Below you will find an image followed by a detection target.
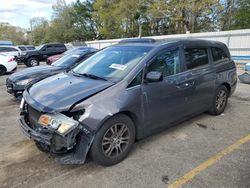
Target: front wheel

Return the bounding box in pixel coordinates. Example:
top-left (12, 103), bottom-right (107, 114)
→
top-left (27, 57), bottom-right (40, 67)
top-left (90, 114), bottom-right (135, 166)
top-left (208, 85), bottom-right (229, 115)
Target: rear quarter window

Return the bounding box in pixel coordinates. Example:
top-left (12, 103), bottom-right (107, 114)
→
top-left (211, 47), bottom-right (229, 63)
top-left (184, 48), bottom-right (209, 69)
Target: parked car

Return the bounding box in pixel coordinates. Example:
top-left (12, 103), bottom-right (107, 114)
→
top-left (19, 39), bottom-right (237, 166)
top-left (17, 45), bottom-right (36, 52)
top-left (0, 46), bottom-right (22, 57)
top-left (6, 49), bottom-right (97, 99)
top-left (0, 54), bottom-right (17, 75)
top-left (20, 43), bottom-right (67, 67)
top-left (0, 41), bottom-right (13, 46)
top-left (46, 47), bottom-right (97, 65)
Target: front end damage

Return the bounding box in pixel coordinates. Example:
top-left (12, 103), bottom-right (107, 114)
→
top-left (19, 98), bottom-right (95, 165)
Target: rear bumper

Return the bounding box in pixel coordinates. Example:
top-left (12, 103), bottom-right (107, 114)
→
top-left (6, 61), bottom-right (17, 72)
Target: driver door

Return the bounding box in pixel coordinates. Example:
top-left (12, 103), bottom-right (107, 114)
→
top-left (142, 47), bottom-right (193, 134)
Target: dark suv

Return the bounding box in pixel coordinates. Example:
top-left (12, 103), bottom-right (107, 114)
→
top-left (21, 43), bottom-right (67, 67)
top-left (19, 39), bottom-right (237, 166)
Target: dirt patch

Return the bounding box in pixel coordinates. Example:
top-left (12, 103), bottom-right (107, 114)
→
top-left (0, 140), bottom-right (39, 167)
top-left (0, 154), bottom-right (77, 188)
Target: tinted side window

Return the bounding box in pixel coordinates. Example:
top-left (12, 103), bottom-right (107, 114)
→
top-left (46, 46), bottom-right (54, 51)
top-left (0, 47), bottom-right (6, 52)
top-left (8, 47), bottom-right (18, 51)
top-left (147, 49), bottom-right (181, 77)
top-left (128, 71), bottom-right (143, 88)
top-left (0, 47), bottom-right (17, 52)
top-left (184, 48), bottom-right (209, 69)
top-left (211, 47), bottom-right (228, 62)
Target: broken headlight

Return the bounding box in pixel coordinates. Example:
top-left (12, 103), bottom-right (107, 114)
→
top-left (38, 113), bottom-right (79, 136)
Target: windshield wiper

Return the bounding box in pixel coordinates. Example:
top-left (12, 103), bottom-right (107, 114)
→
top-left (80, 73), bottom-right (108, 81)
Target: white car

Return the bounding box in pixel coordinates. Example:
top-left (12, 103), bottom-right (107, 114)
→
top-left (0, 54), bottom-right (17, 75)
top-left (0, 46), bottom-right (22, 57)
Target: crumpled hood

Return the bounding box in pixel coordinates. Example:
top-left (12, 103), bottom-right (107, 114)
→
top-left (25, 72), bottom-right (114, 112)
top-left (9, 65), bottom-right (63, 81)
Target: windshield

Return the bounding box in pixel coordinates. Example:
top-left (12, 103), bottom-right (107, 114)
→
top-left (26, 46), bottom-right (35, 50)
top-left (18, 46), bottom-right (26, 51)
top-left (72, 46), bottom-right (152, 82)
top-left (36, 45), bottom-right (44, 50)
top-left (52, 53), bottom-right (81, 67)
top-left (63, 48), bottom-right (77, 55)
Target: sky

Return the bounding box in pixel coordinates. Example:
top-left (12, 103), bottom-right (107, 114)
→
top-left (0, 0), bottom-right (76, 29)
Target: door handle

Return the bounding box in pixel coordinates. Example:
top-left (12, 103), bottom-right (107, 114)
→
top-left (176, 80), bottom-right (194, 88)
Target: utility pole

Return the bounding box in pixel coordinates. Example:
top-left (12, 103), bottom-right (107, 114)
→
top-left (138, 23), bottom-right (142, 38)
top-left (29, 19), bottom-right (33, 44)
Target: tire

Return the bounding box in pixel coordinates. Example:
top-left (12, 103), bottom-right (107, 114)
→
top-left (0, 65), bottom-right (7, 76)
top-left (27, 57), bottom-right (40, 67)
top-left (90, 114), bottom-right (135, 166)
top-left (208, 85), bottom-right (229, 115)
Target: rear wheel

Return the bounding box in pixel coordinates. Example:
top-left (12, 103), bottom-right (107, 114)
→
top-left (90, 114), bottom-right (135, 166)
top-left (0, 65), bottom-right (7, 76)
top-left (27, 57), bottom-right (39, 67)
top-left (208, 85), bottom-right (229, 115)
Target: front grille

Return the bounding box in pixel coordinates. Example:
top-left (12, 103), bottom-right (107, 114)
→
top-left (27, 105), bottom-right (42, 129)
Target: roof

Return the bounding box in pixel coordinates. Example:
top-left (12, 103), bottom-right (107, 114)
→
top-left (119, 38), bottom-right (156, 44)
top-left (115, 39), bottom-right (227, 48)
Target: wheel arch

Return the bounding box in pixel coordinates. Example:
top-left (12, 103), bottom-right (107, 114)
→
top-left (221, 82), bottom-right (231, 95)
top-left (97, 111), bottom-right (140, 140)
top-left (0, 64), bottom-right (7, 74)
top-left (28, 56), bottom-right (39, 60)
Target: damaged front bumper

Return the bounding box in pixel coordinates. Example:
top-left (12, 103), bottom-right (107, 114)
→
top-left (19, 110), bottom-right (94, 165)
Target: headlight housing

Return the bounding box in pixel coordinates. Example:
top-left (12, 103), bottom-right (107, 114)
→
top-left (38, 113), bottom-right (79, 136)
top-left (16, 79), bottom-right (33, 86)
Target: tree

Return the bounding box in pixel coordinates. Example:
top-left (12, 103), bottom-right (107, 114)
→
top-left (30, 17), bottom-right (49, 45)
top-left (70, 0), bottom-right (98, 40)
top-left (230, 0), bottom-right (250, 30)
top-left (0, 23), bottom-right (27, 45)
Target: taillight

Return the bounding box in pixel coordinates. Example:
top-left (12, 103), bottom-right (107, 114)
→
top-left (8, 58), bottom-right (15, 62)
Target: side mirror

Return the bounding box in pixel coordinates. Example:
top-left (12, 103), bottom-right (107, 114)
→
top-left (145, 71), bottom-right (163, 82)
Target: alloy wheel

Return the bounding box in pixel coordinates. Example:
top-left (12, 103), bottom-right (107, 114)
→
top-left (30, 59), bottom-right (38, 66)
top-left (215, 90), bottom-right (227, 111)
top-left (102, 123), bottom-right (130, 158)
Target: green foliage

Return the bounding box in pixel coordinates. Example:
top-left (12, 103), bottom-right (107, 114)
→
top-left (1, 0), bottom-right (250, 45)
top-left (230, 0), bottom-right (250, 30)
top-left (0, 23), bottom-right (27, 45)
